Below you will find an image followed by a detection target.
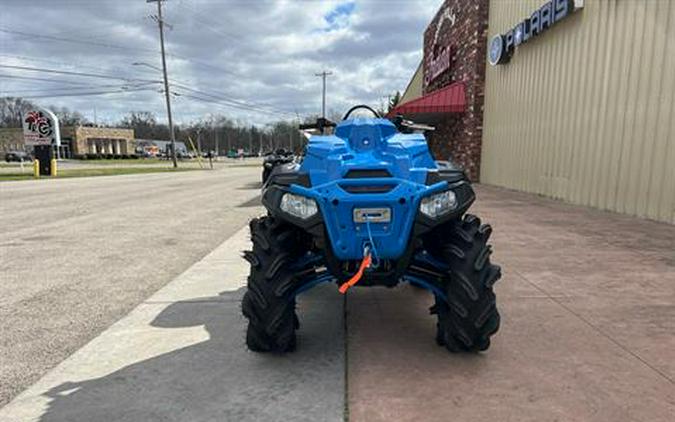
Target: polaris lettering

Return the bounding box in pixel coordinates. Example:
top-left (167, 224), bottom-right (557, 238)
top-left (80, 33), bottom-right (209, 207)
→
top-left (489, 0), bottom-right (582, 66)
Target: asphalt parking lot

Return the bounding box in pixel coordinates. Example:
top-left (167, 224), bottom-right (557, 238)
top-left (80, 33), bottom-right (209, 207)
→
top-left (1, 169), bottom-right (674, 421)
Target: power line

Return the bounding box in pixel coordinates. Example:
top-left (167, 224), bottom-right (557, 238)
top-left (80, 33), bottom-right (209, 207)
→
top-left (171, 83), bottom-right (295, 117)
top-left (166, 73), bottom-right (288, 111)
top-left (44, 19), bottom-right (146, 40)
top-left (174, 1), bottom-right (243, 41)
top-left (1, 81), bottom-right (159, 95)
top-left (0, 63), bottom-right (299, 118)
top-left (0, 28), bottom-right (161, 57)
top-left (178, 93), bottom-right (282, 117)
top-left (1, 26), bottom-right (303, 104)
top-left (0, 64), bottom-right (158, 84)
top-left (17, 87), bottom-right (157, 99)
top-left (0, 53), bottom-right (145, 79)
top-left (1, 26), bottom-right (244, 80)
top-left (0, 74), bottom-right (97, 86)
top-left (0, 22), bottom-right (306, 120)
top-left (1, 53), bottom-right (260, 108)
top-left (176, 93), bottom-right (289, 118)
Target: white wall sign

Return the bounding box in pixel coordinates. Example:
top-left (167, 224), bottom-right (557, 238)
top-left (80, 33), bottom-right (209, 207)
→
top-left (424, 5), bottom-right (458, 88)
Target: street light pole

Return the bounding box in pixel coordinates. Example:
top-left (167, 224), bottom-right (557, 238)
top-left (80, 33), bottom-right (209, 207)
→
top-left (147, 0), bottom-right (177, 168)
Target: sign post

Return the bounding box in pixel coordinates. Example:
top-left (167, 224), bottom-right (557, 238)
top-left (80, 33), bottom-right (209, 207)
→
top-left (23, 107), bottom-right (60, 176)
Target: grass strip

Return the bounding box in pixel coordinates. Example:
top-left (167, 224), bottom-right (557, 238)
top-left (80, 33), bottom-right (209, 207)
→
top-left (0, 166), bottom-right (200, 182)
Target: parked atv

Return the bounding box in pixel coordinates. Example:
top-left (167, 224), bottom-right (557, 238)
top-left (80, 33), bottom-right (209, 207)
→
top-left (262, 148), bottom-right (294, 184)
top-left (242, 105), bottom-right (501, 353)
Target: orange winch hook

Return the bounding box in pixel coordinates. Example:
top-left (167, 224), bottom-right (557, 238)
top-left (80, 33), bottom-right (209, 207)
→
top-left (338, 249), bottom-right (372, 294)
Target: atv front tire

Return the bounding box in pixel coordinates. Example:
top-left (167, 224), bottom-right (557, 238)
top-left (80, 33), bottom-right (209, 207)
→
top-left (430, 214), bottom-right (501, 352)
top-left (242, 216), bottom-right (304, 353)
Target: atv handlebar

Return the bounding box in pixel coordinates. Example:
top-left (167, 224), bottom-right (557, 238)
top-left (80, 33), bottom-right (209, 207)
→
top-left (299, 117), bottom-right (336, 133)
top-left (342, 105), bottom-right (381, 120)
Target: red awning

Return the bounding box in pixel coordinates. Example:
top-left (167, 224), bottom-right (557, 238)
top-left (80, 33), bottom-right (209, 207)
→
top-left (388, 82), bottom-right (466, 117)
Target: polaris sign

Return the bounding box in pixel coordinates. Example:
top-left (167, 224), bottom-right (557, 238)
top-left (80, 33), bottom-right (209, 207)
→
top-left (489, 0), bottom-right (583, 66)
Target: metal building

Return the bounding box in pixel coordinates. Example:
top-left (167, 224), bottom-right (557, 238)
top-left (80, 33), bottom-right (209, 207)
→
top-left (481, 0), bottom-right (675, 223)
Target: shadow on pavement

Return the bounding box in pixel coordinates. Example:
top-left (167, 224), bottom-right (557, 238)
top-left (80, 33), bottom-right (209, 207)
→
top-left (237, 181), bottom-right (262, 190)
top-left (39, 285), bottom-right (344, 422)
top-left (237, 195), bottom-right (262, 208)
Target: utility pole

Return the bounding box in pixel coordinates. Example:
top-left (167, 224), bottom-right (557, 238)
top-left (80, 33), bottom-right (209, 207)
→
top-left (248, 129), bottom-right (252, 155)
top-left (259, 131), bottom-right (263, 156)
top-left (315, 70), bottom-right (333, 119)
top-left (148, 0), bottom-right (177, 168)
top-left (196, 127), bottom-right (202, 156)
top-left (214, 128), bottom-right (219, 157)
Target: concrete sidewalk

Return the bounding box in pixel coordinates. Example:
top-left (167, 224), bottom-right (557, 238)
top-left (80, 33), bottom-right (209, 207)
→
top-left (347, 185), bottom-right (675, 421)
top-left (0, 226), bottom-right (344, 422)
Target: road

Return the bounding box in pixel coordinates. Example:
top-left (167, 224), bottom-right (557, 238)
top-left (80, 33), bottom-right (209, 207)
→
top-left (0, 166), bottom-right (261, 406)
top-left (1, 169), bottom-right (674, 421)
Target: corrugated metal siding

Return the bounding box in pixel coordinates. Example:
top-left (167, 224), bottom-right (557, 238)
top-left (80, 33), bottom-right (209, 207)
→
top-left (481, 0), bottom-right (675, 224)
top-left (400, 61), bottom-right (424, 104)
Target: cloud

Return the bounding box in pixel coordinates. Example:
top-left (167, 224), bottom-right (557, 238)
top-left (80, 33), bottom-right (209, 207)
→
top-left (0, 0), bottom-right (442, 126)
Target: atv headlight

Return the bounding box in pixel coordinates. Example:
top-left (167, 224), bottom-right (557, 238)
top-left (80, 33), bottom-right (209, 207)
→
top-left (280, 193), bottom-right (318, 219)
top-left (420, 190), bottom-right (457, 218)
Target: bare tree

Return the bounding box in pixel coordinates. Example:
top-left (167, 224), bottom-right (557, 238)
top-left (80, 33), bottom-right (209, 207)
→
top-left (52, 106), bottom-right (89, 126)
top-left (0, 97), bottom-right (36, 128)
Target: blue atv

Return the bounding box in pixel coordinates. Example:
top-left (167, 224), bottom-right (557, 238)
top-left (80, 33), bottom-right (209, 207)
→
top-left (242, 105), bottom-right (501, 353)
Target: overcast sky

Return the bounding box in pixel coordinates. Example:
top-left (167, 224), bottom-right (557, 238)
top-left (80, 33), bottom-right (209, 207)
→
top-left (0, 0), bottom-right (440, 126)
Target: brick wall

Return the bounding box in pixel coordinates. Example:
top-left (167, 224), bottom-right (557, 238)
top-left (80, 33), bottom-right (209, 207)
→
top-left (74, 127), bottom-right (134, 155)
top-left (0, 126), bottom-right (135, 156)
top-left (423, 0), bottom-right (489, 181)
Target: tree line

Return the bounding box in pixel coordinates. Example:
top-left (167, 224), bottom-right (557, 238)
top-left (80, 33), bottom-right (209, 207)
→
top-left (0, 97), bottom-right (305, 154)
top-left (1, 92), bottom-right (402, 154)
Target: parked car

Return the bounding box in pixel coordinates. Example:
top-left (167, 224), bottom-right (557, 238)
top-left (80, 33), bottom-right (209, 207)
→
top-left (5, 151), bottom-right (33, 162)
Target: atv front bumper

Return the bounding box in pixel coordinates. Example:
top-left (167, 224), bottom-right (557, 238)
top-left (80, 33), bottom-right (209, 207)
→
top-left (262, 177), bottom-right (475, 261)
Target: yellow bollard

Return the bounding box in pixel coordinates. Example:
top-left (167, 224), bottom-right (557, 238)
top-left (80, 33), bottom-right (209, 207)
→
top-left (50, 158), bottom-right (57, 177)
top-left (33, 159), bottom-right (40, 178)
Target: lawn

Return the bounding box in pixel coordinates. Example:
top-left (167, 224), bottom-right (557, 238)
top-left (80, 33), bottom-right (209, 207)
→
top-left (0, 166), bottom-right (200, 181)
top-left (77, 158), bottom-right (167, 165)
